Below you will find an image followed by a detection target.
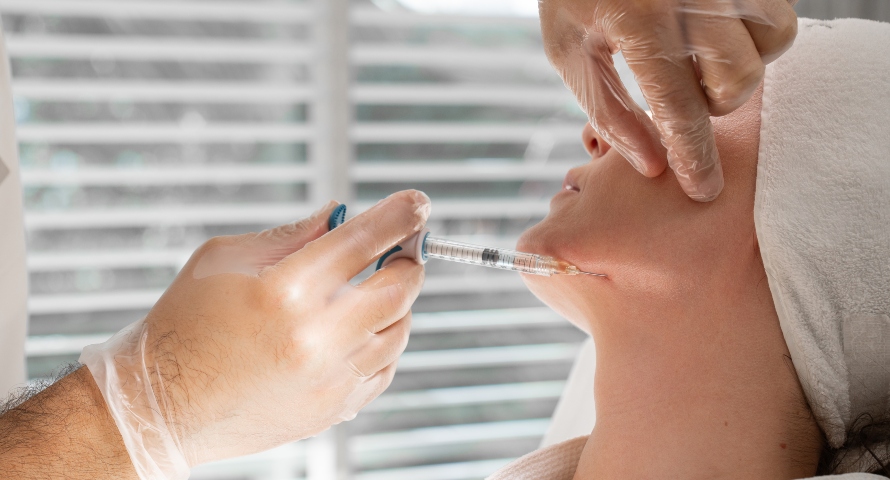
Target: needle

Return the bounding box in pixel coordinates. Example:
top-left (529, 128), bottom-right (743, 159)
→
top-left (578, 271), bottom-right (608, 277)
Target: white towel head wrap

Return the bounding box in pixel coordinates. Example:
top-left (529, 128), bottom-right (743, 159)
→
top-left (756, 17), bottom-right (890, 472)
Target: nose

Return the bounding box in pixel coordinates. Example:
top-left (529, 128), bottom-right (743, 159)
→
top-left (582, 123), bottom-right (611, 159)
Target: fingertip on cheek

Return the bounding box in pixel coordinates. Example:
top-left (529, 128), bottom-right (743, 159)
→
top-left (641, 160), bottom-right (668, 178)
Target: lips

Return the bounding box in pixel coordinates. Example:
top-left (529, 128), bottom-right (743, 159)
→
top-left (562, 168), bottom-right (581, 193)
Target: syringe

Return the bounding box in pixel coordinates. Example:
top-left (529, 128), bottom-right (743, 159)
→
top-left (376, 228), bottom-right (606, 277)
top-left (326, 204), bottom-right (605, 277)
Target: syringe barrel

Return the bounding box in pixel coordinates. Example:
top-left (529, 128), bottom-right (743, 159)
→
top-left (423, 236), bottom-right (557, 276)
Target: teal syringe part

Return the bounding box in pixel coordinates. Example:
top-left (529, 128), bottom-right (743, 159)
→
top-left (328, 204), bottom-right (346, 231)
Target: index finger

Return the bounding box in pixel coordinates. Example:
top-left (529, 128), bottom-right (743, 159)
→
top-left (270, 190), bottom-right (430, 287)
top-left (610, 7), bottom-right (724, 201)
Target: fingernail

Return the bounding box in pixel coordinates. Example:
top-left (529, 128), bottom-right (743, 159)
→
top-left (412, 191), bottom-right (431, 221)
top-left (382, 190), bottom-right (431, 220)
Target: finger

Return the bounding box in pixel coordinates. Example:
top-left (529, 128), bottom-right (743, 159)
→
top-left (338, 360), bottom-right (400, 423)
top-left (356, 361), bottom-right (400, 412)
top-left (367, 360), bottom-right (398, 400)
top-left (352, 258), bottom-right (424, 334)
top-left (740, 0), bottom-right (798, 64)
top-left (248, 200), bottom-right (339, 268)
top-left (347, 313), bottom-right (412, 378)
top-left (189, 201), bottom-right (339, 278)
top-left (683, 13), bottom-right (764, 116)
top-left (611, 7), bottom-right (724, 201)
top-left (558, 33), bottom-right (666, 177)
top-left (268, 190), bottom-right (431, 287)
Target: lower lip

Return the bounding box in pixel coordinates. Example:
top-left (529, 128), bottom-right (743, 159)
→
top-left (550, 186), bottom-right (577, 204)
top-left (558, 184), bottom-right (579, 195)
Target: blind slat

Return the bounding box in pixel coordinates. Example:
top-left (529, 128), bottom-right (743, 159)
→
top-left (354, 162), bottom-right (570, 182)
top-left (352, 123), bottom-right (580, 143)
top-left (365, 381), bottom-right (565, 412)
top-left (355, 458), bottom-right (515, 480)
top-left (7, 36), bottom-right (312, 63)
top-left (16, 82), bottom-right (572, 106)
top-left (25, 204), bottom-right (317, 230)
top-left (352, 418), bottom-right (551, 453)
top-left (397, 343), bottom-right (580, 372)
top-left (15, 81), bottom-right (314, 103)
top-left (18, 123), bottom-right (577, 144)
top-left (22, 165), bottom-right (314, 186)
top-left (28, 249), bottom-right (192, 271)
top-left (21, 162), bottom-right (570, 186)
top-left (353, 46), bottom-right (548, 68)
top-left (351, 5), bottom-right (538, 27)
top-left (354, 85), bottom-right (573, 106)
top-left (17, 123), bottom-right (313, 144)
top-left (0, 0), bottom-right (312, 22)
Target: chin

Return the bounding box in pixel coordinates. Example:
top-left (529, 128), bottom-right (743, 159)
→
top-left (521, 271), bottom-right (594, 335)
top-left (516, 225), bottom-right (549, 297)
top-left (517, 223), bottom-right (594, 335)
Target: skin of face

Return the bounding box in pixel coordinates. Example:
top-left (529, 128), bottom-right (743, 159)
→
top-left (518, 94), bottom-right (764, 334)
top-left (517, 87), bottom-right (824, 479)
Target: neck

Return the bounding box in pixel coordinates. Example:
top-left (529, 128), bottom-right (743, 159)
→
top-left (575, 275), bottom-right (821, 479)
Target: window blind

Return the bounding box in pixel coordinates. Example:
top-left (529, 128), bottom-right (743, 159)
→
top-left (6, 1), bottom-right (881, 478)
top-left (5, 1), bottom-right (593, 478)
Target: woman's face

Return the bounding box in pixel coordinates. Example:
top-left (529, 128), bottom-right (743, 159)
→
top-left (518, 88), bottom-right (764, 333)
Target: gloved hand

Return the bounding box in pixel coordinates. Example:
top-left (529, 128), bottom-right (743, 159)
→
top-left (539, 0), bottom-right (798, 201)
top-left (80, 190), bottom-right (431, 479)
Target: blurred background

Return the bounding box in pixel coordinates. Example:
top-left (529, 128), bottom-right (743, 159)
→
top-left (4, 0), bottom-right (887, 479)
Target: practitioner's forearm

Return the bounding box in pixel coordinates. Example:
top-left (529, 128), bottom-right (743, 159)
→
top-left (0, 366), bottom-right (137, 480)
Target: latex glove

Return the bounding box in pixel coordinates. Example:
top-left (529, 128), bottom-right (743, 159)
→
top-left (539, 0), bottom-right (797, 201)
top-left (80, 190), bottom-right (430, 479)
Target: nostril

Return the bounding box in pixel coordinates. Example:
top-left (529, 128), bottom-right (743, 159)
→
top-left (588, 137), bottom-right (599, 157)
top-left (581, 123), bottom-right (611, 159)
top-left (596, 139), bottom-right (611, 157)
